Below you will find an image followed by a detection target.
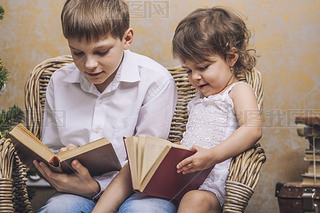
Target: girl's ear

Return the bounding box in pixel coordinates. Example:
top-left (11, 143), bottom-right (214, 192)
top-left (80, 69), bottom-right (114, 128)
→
top-left (123, 28), bottom-right (134, 50)
top-left (226, 47), bottom-right (239, 67)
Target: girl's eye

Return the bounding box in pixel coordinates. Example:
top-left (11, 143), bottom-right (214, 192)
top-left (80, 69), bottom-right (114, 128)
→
top-left (198, 65), bottom-right (209, 71)
top-left (73, 51), bottom-right (84, 56)
top-left (184, 69), bottom-right (192, 74)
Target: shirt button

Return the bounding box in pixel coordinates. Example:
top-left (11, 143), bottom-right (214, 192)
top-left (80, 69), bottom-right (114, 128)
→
top-left (94, 128), bottom-right (101, 133)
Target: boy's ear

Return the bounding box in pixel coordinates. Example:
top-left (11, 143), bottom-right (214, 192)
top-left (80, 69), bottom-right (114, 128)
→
top-left (123, 28), bottom-right (133, 50)
top-left (226, 47), bottom-right (239, 67)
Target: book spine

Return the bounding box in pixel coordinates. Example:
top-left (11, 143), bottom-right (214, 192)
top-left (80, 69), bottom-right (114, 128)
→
top-left (49, 155), bottom-right (61, 168)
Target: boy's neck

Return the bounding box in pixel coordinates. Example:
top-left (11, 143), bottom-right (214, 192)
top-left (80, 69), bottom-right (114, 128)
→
top-left (95, 69), bottom-right (118, 93)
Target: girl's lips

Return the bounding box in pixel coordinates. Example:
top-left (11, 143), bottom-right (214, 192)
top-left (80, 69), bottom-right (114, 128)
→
top-left (199, 83), bottom-right (209, 89)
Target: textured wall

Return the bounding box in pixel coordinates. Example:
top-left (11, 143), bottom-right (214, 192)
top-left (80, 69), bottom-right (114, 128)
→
top-left (0, 0), bottom-right (320, 212)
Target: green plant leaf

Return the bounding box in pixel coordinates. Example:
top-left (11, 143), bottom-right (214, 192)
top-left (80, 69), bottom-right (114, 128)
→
top-left (0, 5), bottom-right (4, 20)
top-left (0, 105), bottom-right (25, 139)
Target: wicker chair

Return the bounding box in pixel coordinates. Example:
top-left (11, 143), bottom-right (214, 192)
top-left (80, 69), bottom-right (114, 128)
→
top-left (7, 55), bottom-right (265, 212)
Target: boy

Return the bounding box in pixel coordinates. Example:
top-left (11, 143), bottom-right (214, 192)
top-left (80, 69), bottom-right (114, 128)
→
top-left (34, 0), bottom-right (178, 212)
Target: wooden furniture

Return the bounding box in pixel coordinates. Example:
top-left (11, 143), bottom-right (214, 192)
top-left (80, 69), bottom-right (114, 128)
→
top-left (276, 116), bottom-right (320, 213)
top-left (3, 55), bottom-right (266, 212)
top-left (276, 182), bottom-right (320, 213)
top-left (296, 115), bottom-right (320, 185)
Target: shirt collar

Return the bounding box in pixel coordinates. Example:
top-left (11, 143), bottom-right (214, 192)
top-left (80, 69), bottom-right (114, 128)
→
top-left (118, 50), bottom-right (140, 83)
top-left (63, 63), bottom-right (94, 94)
top-left (63, 63), bottom-right (81, 84)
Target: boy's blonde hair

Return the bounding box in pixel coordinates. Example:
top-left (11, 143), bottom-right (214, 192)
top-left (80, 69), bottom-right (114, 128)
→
top-left (61, 0), bottom-right (129, 41)
top-left (172, 7), bottom-right (257, 76)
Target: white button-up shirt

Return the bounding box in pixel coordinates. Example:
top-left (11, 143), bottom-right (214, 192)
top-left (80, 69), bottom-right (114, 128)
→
top-left (42, 50), bottom-right (177, 191)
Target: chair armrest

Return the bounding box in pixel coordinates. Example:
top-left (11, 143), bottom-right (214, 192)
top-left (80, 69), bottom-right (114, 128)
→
top-left (223, 143), bottom-right (266, 213)
top-left (0, 138), bottom-right (32, 212)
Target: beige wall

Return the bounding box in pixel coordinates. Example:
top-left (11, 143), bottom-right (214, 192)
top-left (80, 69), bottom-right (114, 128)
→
top-left (1, 0), bottom-right (319, 212)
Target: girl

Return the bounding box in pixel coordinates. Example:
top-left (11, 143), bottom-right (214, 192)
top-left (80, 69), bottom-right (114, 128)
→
top-left (172, 6), bottom-right (262, 213)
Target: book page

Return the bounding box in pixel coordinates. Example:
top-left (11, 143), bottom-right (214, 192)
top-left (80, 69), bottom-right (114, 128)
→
top-left (10, 124), bottom-right (54, 161)
top-left (18, 124), bottom-right (47, 145)
top-left (9, 124), bottom-right (55, 171)
top-left (125, 137), bottom-right (139, 189)
top-left (140, 145), bottom-right (171, 191)
top-left (125, 136), bottom-right (189, 191)
top-left (137, 136), bottom-right (145, 185)
top-left (57, 138), bottom-right (109, 160)
top-left (140, 136), bottom-right (172, 182)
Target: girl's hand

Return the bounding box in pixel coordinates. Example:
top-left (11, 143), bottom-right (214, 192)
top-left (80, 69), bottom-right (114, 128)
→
top-left (176, 145), bottom-right (215, 174)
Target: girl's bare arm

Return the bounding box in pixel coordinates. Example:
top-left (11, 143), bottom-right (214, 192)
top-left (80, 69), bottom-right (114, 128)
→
top-left (92, 163), bottom-right (133, 213)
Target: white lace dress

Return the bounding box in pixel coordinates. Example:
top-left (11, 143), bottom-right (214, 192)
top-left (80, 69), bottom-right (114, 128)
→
top-left (180, 82), bottom-right (244, 206)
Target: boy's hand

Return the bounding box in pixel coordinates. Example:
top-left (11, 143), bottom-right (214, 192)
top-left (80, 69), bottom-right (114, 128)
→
top-left (176, 145), bottom-right (215, 174)
top-left (59, 144), bottom-right (77, 152)
top-left (33, 159), bottom-right (100, 198)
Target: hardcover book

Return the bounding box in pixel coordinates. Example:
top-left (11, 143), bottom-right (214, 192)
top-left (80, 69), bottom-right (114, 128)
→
top-left (124, 135), bottom-right (213, 200)
top-left (9, 123), bottom-right (121, 176)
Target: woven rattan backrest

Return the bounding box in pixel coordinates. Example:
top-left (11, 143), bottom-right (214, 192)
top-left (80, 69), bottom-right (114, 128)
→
top-left (168, 67), bottom-right (264, 143)
top-left (25, 56), bottom-right (263, 142)
top-left (25, 55), bottom-right (73, 139)
top-left (167, 68), bottom-right (196, 142)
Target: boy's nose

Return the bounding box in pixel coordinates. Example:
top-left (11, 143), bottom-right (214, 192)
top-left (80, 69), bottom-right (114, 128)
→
top-left (84, 55), bottom-right (98, 70)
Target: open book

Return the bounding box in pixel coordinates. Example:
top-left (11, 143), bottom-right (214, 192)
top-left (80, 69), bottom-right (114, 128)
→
top-left (124, 135), bottom-right (213, 200)
top-left (9, 123), bottom-right (121, 176)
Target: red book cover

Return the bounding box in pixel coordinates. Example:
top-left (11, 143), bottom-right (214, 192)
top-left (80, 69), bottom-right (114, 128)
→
top-left (141, 147), bottom-right (212, 200)
top-left (123, 136), bottom-right (213, 200)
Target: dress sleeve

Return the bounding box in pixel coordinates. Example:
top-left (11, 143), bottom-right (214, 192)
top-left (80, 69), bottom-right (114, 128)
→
top-left (187, 93), bottom-right (200, 113)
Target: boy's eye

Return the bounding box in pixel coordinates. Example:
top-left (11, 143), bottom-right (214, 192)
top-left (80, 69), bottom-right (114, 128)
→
top-left (96, 49), bottom-right (110, 56)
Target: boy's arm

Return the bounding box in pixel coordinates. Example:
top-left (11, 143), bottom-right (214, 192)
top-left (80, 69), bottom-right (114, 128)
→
top-left (41, 80), bottom-right (64, 154)
top-left (177, 83), bottom-right (262, 174)
top-left (136, 78), bottom-right (177, 138)
top-left (92, 164), bottom-right (133, 213)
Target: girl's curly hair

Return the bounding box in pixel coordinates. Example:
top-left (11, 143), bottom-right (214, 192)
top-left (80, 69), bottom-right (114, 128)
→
top-left (172, 7), bottom-right (257, 77)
